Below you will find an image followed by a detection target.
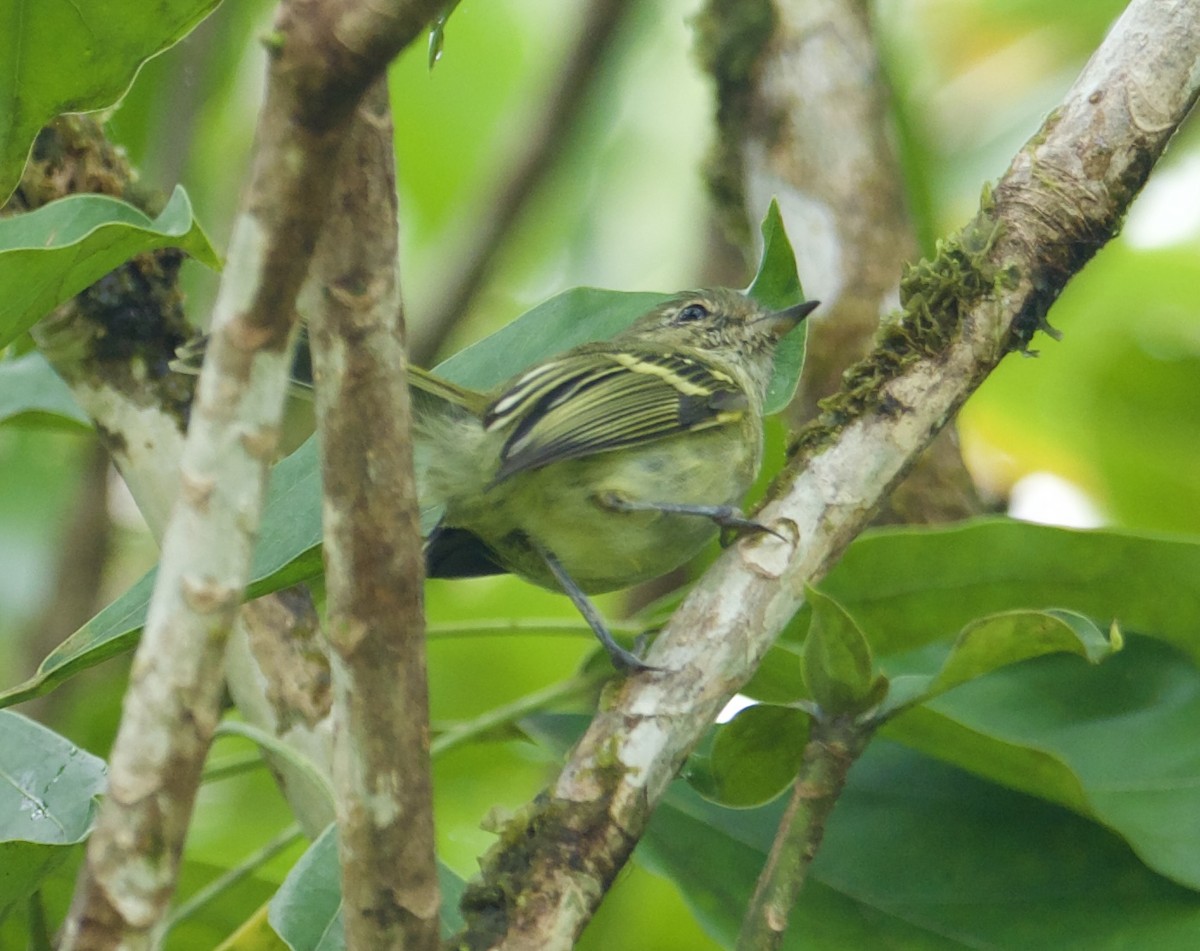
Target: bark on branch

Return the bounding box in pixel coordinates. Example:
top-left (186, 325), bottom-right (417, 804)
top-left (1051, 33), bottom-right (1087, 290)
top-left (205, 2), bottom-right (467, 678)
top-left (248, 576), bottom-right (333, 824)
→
top-left (59, 1), bottom-right (444, 947)
top-left (451, 2), bottom-right (1200, 946)
top-left (306, 80), bottom-right (440, 948)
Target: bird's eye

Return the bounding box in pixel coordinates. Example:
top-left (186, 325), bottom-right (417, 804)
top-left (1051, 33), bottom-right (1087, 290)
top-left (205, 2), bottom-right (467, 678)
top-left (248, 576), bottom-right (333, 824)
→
top-left (675, 303), bottom-right (709, 324)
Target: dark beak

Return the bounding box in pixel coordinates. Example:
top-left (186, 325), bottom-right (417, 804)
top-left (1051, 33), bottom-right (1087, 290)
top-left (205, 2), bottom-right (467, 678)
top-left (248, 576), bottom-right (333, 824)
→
top-left (762, 299), bottom-right (819, 338)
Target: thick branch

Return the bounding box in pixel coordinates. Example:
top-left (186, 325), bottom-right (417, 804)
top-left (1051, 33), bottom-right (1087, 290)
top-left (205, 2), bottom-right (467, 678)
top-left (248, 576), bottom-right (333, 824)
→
top-left (306, 81), bottom-right (440, 948)
top-left (20, 115), bottom-right (338, 842)
top-left (451, 2), bottom-right (1200, 946)
top-left (60, 2), bottom-right (444, 947)
top-left (701, 0), bottom-right (981, 522)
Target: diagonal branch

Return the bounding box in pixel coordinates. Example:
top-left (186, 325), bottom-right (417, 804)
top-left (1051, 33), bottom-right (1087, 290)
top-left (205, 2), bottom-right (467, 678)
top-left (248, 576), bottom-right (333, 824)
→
top-left (699, 0), bottom-right (982, 523)
top-left (59, 2), bottom-right (445, 947)
top-left (449, 1), bottom-right (1200, 946)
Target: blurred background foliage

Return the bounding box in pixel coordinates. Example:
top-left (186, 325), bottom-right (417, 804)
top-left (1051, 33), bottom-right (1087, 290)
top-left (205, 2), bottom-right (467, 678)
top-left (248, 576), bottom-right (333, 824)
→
top-left (2, 0), bottom-right (1199, 947)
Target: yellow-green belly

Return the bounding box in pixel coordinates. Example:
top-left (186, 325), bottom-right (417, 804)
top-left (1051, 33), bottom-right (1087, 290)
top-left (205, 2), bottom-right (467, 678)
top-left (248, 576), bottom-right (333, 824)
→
top-left (442, 423), bottom-right (761, 593)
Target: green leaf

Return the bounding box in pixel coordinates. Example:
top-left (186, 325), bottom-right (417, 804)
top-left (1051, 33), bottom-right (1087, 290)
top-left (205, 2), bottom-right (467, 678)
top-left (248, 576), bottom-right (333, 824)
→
top-left (268, 824), bottom-right (465, 949)
top-left (802, 587), bottom-right (883, 716)
top-left (0, 352), bottom-right (89, 429)
top-left (0, 0), bottom-right (221, 202)
top-left (519, 714), bottom-right (1200, 946)
top-left (747, 198), bottom-right (808, 414)
top-left (0, 187), bottom-right (220, 347)
top-left (0, 430), bottom-right (327, 708)
top-left (883, 634), bottom-right (1200, 890)
top-left (689, 704), bottom-right (809, 808)
top-left (722, 521), bottom-right (1200, 890)
top-left (433, 287), bottom-right (668, 390)
top-left (878, 608), bottom-right (1119, 719)
top-left (747, 198), bottom-right (802, 312)
top-left (820, 518), bottom-right (1200, 666)
top-left (640, 739), bottom-right (1200, 950)
top-left (0, 712), bottom-right (106, 916)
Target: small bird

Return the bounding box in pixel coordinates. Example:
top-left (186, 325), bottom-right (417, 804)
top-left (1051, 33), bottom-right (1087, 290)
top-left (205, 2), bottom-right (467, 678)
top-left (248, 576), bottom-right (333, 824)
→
top-left (173, 289), bottom-right (817, 670)
top-left (414, 288), bottom-right (817, 669)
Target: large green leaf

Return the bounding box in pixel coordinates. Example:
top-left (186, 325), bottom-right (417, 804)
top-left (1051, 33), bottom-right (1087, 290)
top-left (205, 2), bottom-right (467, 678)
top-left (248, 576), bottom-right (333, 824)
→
top-left (268, 824), bottom-right (465, 949)
top-left (734, 518), bottom-right (1200, 889)
top-left (716, 607), bottom-right (1116, 811)
top-left (643, 739), bottom-right (1200, 950)
top-left (0, 187), bottom-right (220, 347)
top-left (883, 635), bottom-right (1200, 890)
top-left (0, 352), bottom-right (89, 429)
top-left (1, 203), bottom-right (805, 705)
top-left (0, 712), bottom-right (106, 917)
top-left (0, 0), bottom-right (220, 202)
top-left (522, 713), bottom-right (1200, 947)
top-left (820, 518), bottom-right (1200, 665)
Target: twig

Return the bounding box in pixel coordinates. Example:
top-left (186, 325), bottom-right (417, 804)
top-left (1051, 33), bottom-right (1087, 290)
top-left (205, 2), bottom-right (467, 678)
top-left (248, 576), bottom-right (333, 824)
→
top-left (160, 824), bottom-right (304, 937)
top-left (448, 2), bottom-right (1200, 946)
top-left (431, 673), bottom-right (603, 759)
top-left (213, 721), bottom-right (337, 809)
top-left (408, 0), bottom-right (631, 365)
top-left (306, 79), bottom-right (441, 948)
top-left (59, 2), bottom-right (446, 947)
top-left (735, 714), bottom-right (871, 950)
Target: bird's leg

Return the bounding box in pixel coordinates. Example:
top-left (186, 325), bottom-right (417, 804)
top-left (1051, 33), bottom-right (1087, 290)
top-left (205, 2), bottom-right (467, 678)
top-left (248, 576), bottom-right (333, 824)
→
top-left (532, 541), bottom-right (658, 673)
top-left (598, 492), bottom-right (785, 543)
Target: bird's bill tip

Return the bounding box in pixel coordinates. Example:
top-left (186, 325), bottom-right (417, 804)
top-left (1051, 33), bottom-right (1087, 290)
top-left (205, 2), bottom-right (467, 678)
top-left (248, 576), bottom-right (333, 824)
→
top-left (763, 298), bottom-right (819, 336)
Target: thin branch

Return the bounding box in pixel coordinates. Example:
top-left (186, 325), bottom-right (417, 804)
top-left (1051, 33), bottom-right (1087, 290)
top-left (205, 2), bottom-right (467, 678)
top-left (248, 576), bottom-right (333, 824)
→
top-left (161, 824), bottom-right (304, 936)
top-left (213, 721), bottom-right (338, 809)
top-left (306, 80), bottom-right (440, 948)
top-left (408, 0), bottom-right (631, 366)
top-left (449, 2), bottom-right (1200, 946)
top-left (736, 715), bottom-right (871, 950)
top-left (59, 2), bottom-right (445, 947)
top-left (430, 672), bottom-right (604, 759)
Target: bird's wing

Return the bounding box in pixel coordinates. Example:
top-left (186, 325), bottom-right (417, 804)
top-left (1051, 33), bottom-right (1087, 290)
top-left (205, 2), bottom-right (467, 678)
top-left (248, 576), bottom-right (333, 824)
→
top-left (484, 348), bottom-right (748, 483)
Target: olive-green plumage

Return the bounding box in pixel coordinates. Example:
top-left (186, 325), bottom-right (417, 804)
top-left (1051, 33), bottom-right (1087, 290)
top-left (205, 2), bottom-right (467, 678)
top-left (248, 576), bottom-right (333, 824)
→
top-left (172, 287), bottom-right (817, 668)
top-left (415, 288), bottom-right (817, 595)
